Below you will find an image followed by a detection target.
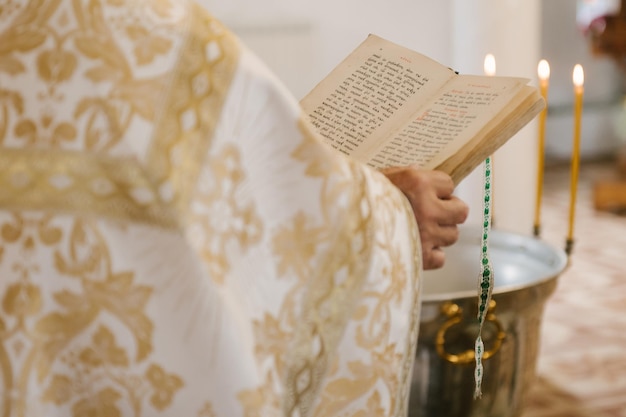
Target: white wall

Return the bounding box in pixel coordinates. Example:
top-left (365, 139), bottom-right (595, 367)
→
top-left (201, 0), bottom-right (453, 99)
top-left (450, 0), bottom-right (542, 235)
top-left (199, 0), bottom-right (623, 236)
top-left (200, 0), bottom-right (541, 234)
top-left (541, 0), bottom-right (622, 161)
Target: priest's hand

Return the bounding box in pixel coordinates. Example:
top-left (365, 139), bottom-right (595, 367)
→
top-left (381, 166), bottom-right (469, 270)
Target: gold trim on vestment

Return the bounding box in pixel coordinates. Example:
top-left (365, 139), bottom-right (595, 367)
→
top-left (0, 2), bottom-right (240, 229)
top-left (0, 147), bottom-right (180, 228)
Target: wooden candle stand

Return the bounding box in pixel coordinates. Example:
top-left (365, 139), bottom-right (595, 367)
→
top-left (593, 151), bottom-right (626, 212)
top-left (586, 2), bottom-right (626, 213)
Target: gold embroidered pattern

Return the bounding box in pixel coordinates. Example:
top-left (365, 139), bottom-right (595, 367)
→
top-left (0, 148), bottom-right (179, 228)
top-left (0, 0), bottom-right (240, 415)
top-left (0, 0), bottom-right (239, 228)
top-left (1, 0), bottom-right (421, 415)
top-left (0, 213), bottom-right (183, 415)
top-left (237, 117), bottom-right (419, 417)
top-left (255, 118), bottom-right (419, 417)
top-left (197, 402), bottom-right (218, 417)
top-left (308, 176), bottom-right (420, 417)
top-left (187, 144), bottom-right (263, 284)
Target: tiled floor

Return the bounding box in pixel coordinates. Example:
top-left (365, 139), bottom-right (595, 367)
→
top-left (521, 160), bottom-right (626, 417)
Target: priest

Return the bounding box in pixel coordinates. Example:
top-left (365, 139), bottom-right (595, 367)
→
top-left (0, 0), bottom-right (467, 415)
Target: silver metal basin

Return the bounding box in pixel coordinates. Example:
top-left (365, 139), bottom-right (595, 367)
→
top-left (409, 226), bottom-right (568, 417)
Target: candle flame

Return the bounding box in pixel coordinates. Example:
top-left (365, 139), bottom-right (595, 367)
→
top-left (484, 54), bottom-right (496, 76)
top-left (538, 59), bottom-right (550, 81)
top-left (573, 64), bottom-right (584, 87)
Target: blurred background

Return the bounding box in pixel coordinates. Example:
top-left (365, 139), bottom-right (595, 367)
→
top-left (200, 1), bottom-right (626, 415)
top-left (202, 0), bottom-right (626, 233)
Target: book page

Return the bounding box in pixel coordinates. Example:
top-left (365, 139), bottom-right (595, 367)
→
top-left (438, 87), bottom-right (544, 183)
top-left (367, 75), bottom-right (527, 169)
top-left (301, 35), bottom-right (455, 162)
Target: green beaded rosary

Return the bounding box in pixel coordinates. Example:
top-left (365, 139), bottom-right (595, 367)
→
top-left (474, 156), bottom-right (494, 399)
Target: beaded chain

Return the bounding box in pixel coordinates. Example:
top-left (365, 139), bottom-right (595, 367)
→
top-left (474, 156), bottom-right (494, 399)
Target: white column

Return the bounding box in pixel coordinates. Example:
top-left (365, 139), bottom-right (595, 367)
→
top-left (452, 0), bottom-right (541, 236)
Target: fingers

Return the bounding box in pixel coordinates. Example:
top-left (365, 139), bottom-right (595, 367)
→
top-left (381, 166), bottom-right (469, 270)
top-left (418, 223), bottom-right (457, 270)
top-left (437, 196), bottom-right (469, 225)
top-left (430, 224), bottom-right (460, 248)
top-left (428, 170), bottom-right (456, 199)
top-left (423, 247), bottom-right (446, 270)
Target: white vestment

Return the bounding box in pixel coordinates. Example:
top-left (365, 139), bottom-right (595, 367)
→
top-left (0, 1), bottom-right (422, 416)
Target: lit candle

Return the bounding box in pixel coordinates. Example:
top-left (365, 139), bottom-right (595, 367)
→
top-left (534, 59), bottom-right (550, 237)
top-left (566, 64), bottom-right (584, 255)
top-left (484, 53), bottom-right (496, 77)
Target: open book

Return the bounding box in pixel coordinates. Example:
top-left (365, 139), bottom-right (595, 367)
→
top-left (300, 35), bottom-right (545, 185)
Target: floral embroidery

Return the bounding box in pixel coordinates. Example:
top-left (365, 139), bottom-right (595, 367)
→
top-left (36, 48), bottom-right (78, 84)
top-left (41, 374), bottom-right (73, 405)
top-left (78, 326), bottom-right (129, 368)
top-left (272, 212), bottom-right (322, 278)
top-left (14, 115), bottom-right (77, 147)
top-left (71, 387), bottom-right (122, 417)
top-left (197, 402), bottom-right (217, 417)
top-left (188, 145), bottom-right (263, 284)
top-left (0, 1), bottom-right (420, 416)
top-left (145, 364), bottom-right (184, 411)
top-left (2, 281), bottom-right (43, 317)
top-left (0, 215), bottom-right (184, 415)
